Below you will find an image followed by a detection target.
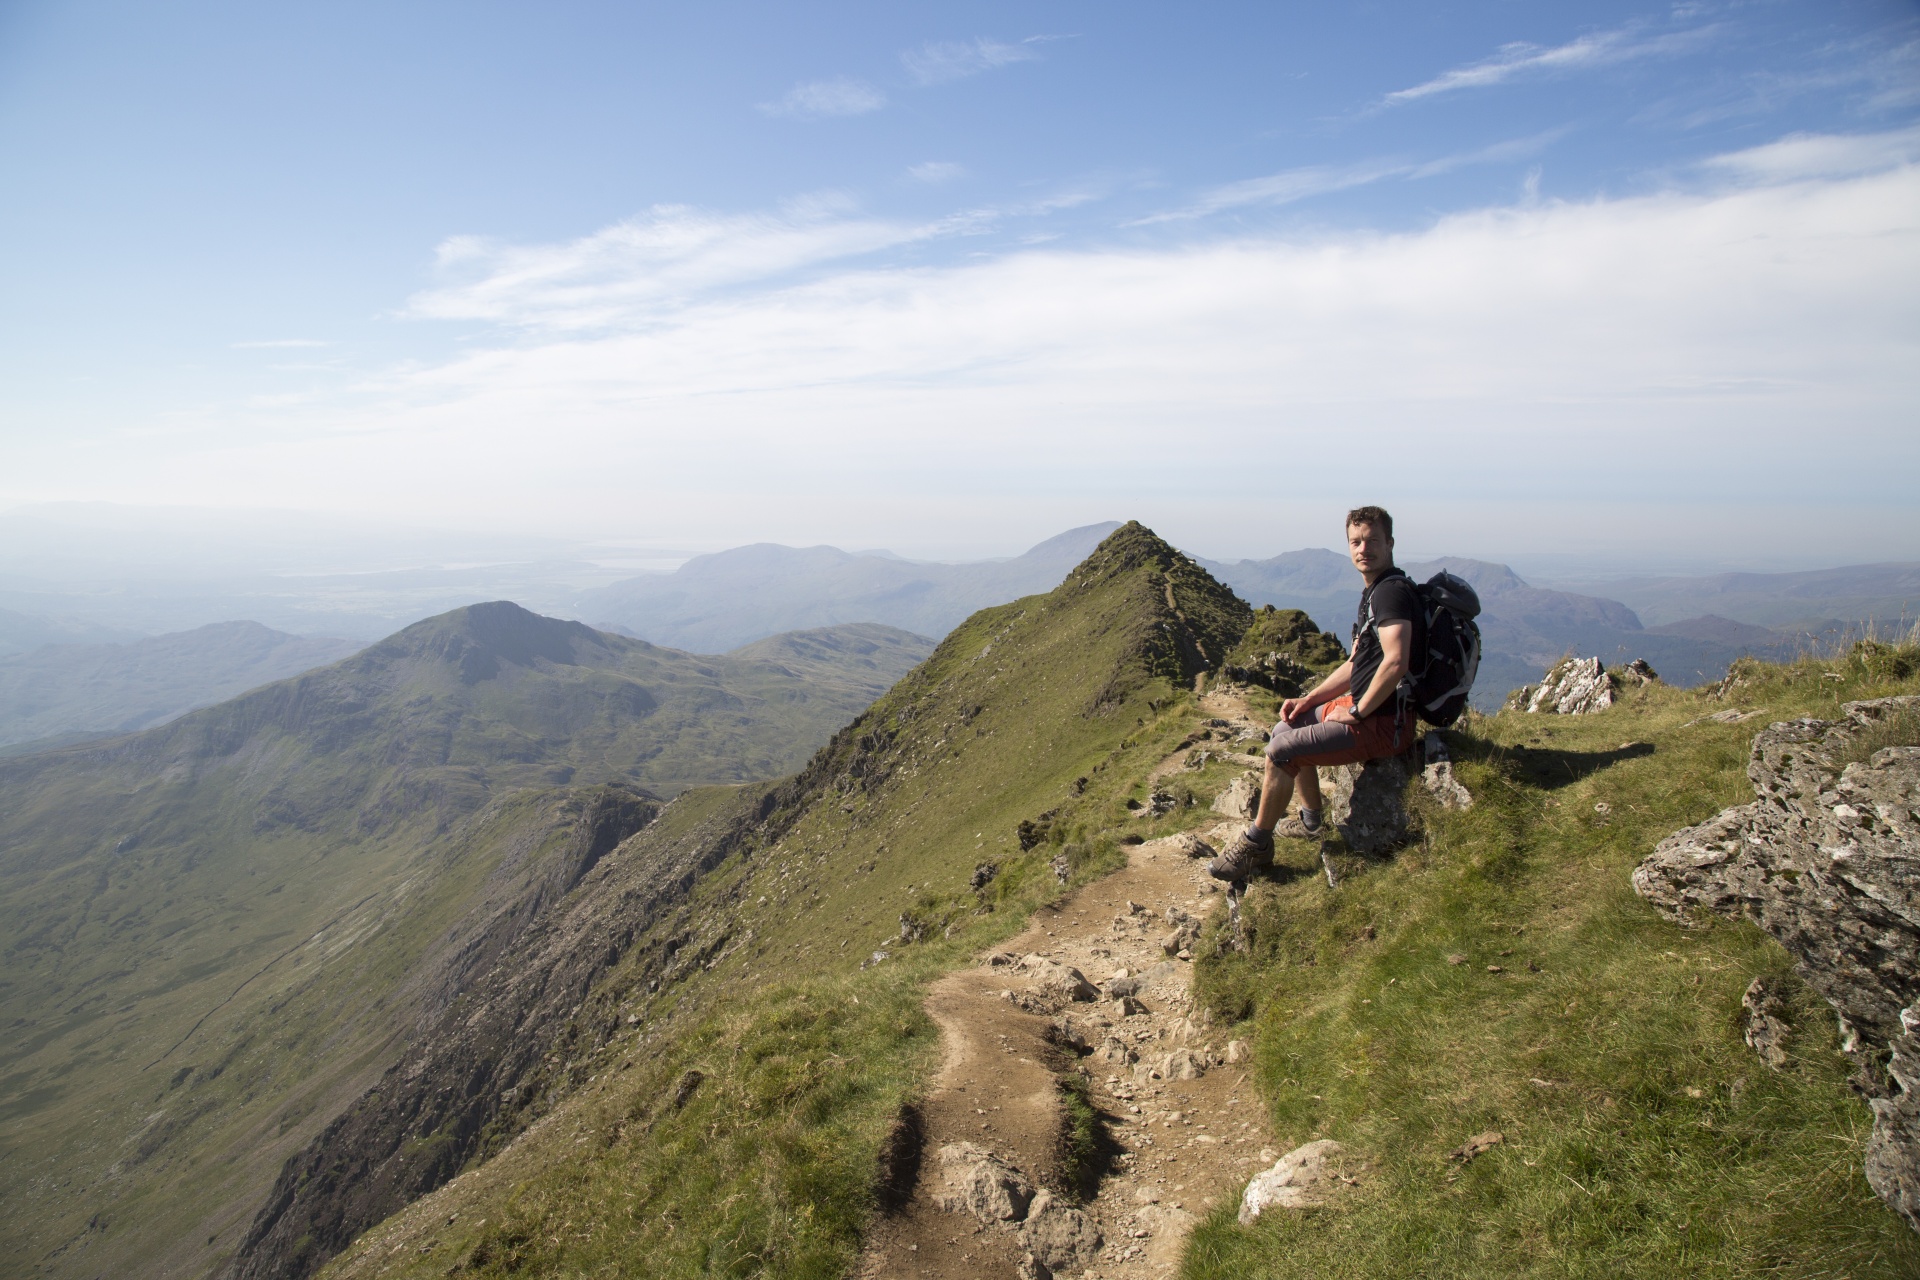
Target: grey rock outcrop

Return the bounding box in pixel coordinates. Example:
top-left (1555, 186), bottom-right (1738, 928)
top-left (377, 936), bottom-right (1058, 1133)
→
top-left (1324, 752), bottom-right (1414, 855)
top-left (1631, 696), bottom-right (1920, 1232)
top-left (1514, 656), bottom-right (1617, 715)
top-left (1239, 1139), bottom-right (1347, 1222)
top-left (935, 1141), bottom-right (1035, 1225)
top-left (1420, 733), bottom-right (1473, 811)
top-left (1025, 956), bottom-right (1100, 1003)
top-left (1018, 1188), bottom-right (1102, 1274)
top-left (1211, 770), bottom-right (1261, 819)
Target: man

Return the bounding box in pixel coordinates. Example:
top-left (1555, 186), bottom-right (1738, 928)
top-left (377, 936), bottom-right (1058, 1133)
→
top-left (1210, 505), bottom-right (1423, 882)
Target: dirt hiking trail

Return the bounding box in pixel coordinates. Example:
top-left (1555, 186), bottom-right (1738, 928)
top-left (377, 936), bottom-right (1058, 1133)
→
top-left (858, 690), bottom-right (1280, 1279)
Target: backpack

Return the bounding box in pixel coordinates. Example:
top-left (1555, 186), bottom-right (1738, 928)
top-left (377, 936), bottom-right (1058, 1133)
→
top-left (1408, 572), bottom-right (1482, 726)
top-left (1359, 569), bottom-right (1483, 728)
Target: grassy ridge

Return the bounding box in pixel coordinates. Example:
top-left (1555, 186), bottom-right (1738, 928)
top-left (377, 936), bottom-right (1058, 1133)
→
top-left (331, 596), bottom-right (1919, 1278)
top-left (1188, 645), bottom-right (1920, 1278)
top-left (318, 524), bottom-right (1252, 1278)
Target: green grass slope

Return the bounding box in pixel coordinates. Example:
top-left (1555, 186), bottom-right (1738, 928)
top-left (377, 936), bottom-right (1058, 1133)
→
top-left (1185, 644), bottom-right (1920, 1278)
top-left (319, 557), bottom-right (1919, 1280)
top-left (0, 605), bottom-right (930, 1279)
top-left (236, 523), bottom-right (1249, 1279)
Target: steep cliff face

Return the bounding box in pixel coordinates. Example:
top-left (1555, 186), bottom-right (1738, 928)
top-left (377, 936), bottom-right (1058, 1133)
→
top-left (1633, 696), bottom-right (1920, 1230)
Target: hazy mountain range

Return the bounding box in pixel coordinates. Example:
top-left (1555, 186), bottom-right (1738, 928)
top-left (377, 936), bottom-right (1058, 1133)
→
top-left (0, 514), bottom-right (1912, 747)
top-left (0, 622), bottom-right (363, 750)
top-left (575, 524), bottom-right (1125, 652)
top-left (0, 603), bottom-right (932, 1277)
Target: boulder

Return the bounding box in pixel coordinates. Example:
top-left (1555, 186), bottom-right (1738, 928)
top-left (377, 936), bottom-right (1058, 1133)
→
top-left (1632, 696), bottom-right (1920, 1232)
top-left (1047, 1015), bottom-right (1094, 1055)
top-left (1620, 658), bottom-right (1660, 686)
top-left (1239, 1139), bottom-right (1346, 1222)
top-left (1025, 957), bottom-right (1101, 1003)
top-left (1018, 1189), bottom-right (1103, 1274)
top-left (1096, 1035), bottom-right (1136, 1065)
top-left (1419, 733), bottom-right (1472, 811)
top-left (935, 1141), bottom-right (1034, 1225)
top-left (1225, 1038), bottom-right (1252, 1064)
top-left (1157, 831), bottom-right (1215, 859)
top-left (1324, 752), bottom-right (1415, 855)
top-left (1158, 1048), bottom-right (1206, 1080)
top-left (1524, 656), bottom-right (1617, 715)
top-left (1211, 770), bottom-right (1262, 820)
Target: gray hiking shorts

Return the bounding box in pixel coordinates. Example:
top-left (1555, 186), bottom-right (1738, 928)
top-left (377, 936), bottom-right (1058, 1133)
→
top-left (1265, 695), bottom-right (1414, 776)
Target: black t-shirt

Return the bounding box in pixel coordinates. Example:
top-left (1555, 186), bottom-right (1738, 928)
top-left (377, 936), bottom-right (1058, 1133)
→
top-left (1349, 570), bottom-right (1423, 714)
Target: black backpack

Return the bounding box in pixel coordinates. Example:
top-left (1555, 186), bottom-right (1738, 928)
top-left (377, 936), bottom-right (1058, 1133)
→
top-left (1408, 571), bottom-right (1482, 726)
top-left (1359, 569), bottom-right (1483, 727)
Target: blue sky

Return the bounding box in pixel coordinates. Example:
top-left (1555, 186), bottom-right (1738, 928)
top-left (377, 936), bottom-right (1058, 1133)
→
top-left (1, 0), bottom-right (1916, 566)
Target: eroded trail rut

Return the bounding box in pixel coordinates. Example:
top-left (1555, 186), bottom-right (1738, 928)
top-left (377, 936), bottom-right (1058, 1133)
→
top-left (860, 693), bottom-right (1277, 1280)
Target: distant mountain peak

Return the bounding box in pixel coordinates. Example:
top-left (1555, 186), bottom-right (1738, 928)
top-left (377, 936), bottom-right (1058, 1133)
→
top-left (1018, 520), bottom-right (1124, 562)
top-left (372, 600), bottom-right (612, 682)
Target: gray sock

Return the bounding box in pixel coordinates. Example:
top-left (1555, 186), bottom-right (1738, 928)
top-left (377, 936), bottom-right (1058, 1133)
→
top-left (1246, 823), bottom-right (1273, 847)
top-left (1299, 807), bottom-right (1322, 833)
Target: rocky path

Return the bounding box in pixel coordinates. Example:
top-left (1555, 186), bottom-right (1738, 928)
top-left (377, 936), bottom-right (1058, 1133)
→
top-left (859, 692), bottom-right (1278, 1280)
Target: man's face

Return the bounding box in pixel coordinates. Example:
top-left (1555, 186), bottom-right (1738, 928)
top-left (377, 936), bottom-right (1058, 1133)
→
top-left (1347, 521), bottom-right (1393, 577)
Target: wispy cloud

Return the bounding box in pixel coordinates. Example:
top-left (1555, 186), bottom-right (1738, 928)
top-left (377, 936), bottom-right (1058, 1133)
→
top-left (1138, 132), bottom-right (1565, 223)
top-left (406, 197), bottom-right (941, 330)
top-left (901, 37), bottom-right (1041, 86)
top-left (758, 77), bottom-right (886, 119)
top-left (1383, 24), bottom-right (1716, 106)
top-left (909, 161), bottom-right (967, 184)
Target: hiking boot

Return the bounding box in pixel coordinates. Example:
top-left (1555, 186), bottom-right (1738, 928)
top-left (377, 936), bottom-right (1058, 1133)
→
top-left (1208, 828), bottom-right (1274, 882)
top-left (1274, 810), bottom-right (1325, 840)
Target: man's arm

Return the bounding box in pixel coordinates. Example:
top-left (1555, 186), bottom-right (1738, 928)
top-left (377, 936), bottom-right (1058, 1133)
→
top-left (1326, 621), bottom-right (1409, 724)
top-left (1280, 660), bottom-right (1352, 722)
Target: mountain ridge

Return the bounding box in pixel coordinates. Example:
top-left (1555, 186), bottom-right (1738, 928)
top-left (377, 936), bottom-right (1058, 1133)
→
top-left (224, 520), bottom-right (1251, 1279)
top-left (0, 605), bottom-right (934, 1280)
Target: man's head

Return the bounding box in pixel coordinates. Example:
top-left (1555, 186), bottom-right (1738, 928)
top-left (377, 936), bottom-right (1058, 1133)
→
top-left (1346, 505), bottom-right (1395, 583)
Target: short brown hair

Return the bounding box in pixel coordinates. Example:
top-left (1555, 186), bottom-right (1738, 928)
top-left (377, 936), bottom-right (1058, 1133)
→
top-left (1346, 505), bottom-right (1393, 539)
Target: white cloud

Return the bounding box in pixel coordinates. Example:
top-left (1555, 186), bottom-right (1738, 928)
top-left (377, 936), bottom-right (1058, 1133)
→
top-left (1140, 132), bottom-right (1563, 222)
top-left (1384, 23), bottom-right (1715, 105)
top-left (50, 134), bottom-right (1920, 561)
top-left (758, 77), bottom-right (886, 119)
top-left (404, 197), bottom-right (943, 330)
top-left (1703, 124), bottom-right (1920, 182)
top-left (901, 37), bottom-right (1040, 86)
top-left (909, 161), bottom-right (967, 183)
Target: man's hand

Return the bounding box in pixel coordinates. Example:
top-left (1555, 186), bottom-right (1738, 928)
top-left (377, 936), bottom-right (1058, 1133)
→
top-left (1324, 703), bottom-right (1359, 725)
top-left (1280, 662), bottom-right (1353, 725)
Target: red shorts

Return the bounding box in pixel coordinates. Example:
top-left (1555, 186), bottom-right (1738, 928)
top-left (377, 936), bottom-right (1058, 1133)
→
top-left (1265, 694), bottom-right (1416, 776)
